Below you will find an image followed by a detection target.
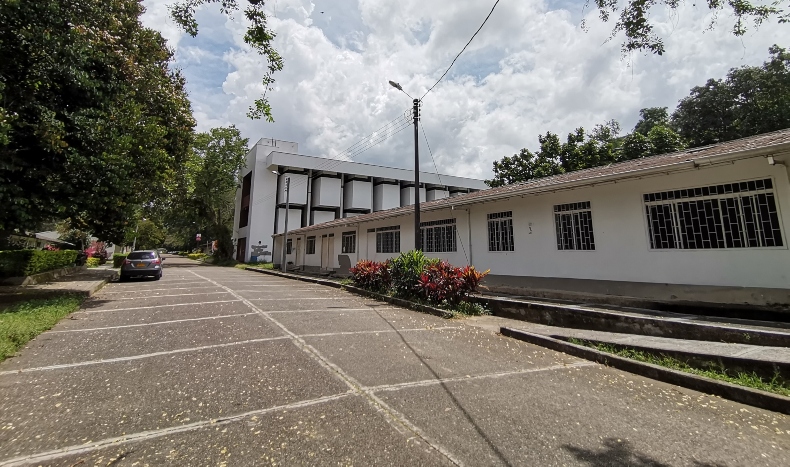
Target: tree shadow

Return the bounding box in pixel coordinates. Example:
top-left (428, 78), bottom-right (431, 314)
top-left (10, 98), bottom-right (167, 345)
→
top-left (562, 438), bottom-right (725, 467)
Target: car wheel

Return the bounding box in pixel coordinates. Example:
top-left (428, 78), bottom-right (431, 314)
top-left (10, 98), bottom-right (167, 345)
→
top-left (119, 274), bottom-right (128, 282)
top-left (154, 272), bottom-right (161, 281)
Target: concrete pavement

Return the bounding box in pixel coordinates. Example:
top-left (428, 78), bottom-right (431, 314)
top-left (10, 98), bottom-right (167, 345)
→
top-left (1, 256), bottom-right (789, 465)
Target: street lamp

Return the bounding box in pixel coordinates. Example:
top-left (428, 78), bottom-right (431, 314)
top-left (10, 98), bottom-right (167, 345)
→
top-left (273, 170), bottom-right (291, 272)
top-left (131, 218), bottom-right (147, 251)
top-left (389, 80), bottom-right (421, 251)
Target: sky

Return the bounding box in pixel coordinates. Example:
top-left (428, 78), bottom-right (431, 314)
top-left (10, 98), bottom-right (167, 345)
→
top-left (140, 0), bottom-right (786, 180)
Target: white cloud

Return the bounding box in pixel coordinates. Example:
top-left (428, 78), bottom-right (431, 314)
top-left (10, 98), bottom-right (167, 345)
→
top-left (141, 0), bottom-right (786, 180)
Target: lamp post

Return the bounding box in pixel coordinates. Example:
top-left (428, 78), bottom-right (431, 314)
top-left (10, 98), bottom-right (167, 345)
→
top-left (274, 171), bottom-right (291, 272)
top-left (388, 81), bottom-right (421, 251)
top-left (131, 218), bottom-right (146, 251)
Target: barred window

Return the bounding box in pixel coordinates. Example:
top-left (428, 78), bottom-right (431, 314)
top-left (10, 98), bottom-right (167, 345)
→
top-left (342, 231), bottom-right (356, 254)
top-left (487, 211), bottom-right (514, 252)
top-left (306, 236), bottom-right (316, 255)
top-left (286, 239), bottom-right (292, 254)
top-left (376, 226), bottom-right (401, 253)
top-left (644, 178), bottom-right (784, 249)
top-left (421, 219), bottom-right (457, 253)
top-left (554, 202), bottom-right (595, 250)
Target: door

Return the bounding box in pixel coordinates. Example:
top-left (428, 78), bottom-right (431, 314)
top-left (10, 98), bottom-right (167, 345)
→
top-left (321, 236), bottom-right (329, 270)
top-left (327, 236), bottom-right (335, 270)
top-left (236, 237), bottom-right (247, 262)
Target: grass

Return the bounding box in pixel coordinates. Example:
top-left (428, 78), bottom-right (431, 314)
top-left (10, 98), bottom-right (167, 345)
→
top-left (0, 295), bottom-right (84, 361)
top-left (568, 338), bottom-right (790, 397)
top-left (235, 261), bottom-right (274, 270)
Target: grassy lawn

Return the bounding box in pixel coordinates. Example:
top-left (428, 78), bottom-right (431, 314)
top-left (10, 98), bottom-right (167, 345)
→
top-left (0, 295), bottom-right (84, 361)
top-left (569, 338), bottom-right (790, 397)
top-left (234, 261), bottom-right (273, 270)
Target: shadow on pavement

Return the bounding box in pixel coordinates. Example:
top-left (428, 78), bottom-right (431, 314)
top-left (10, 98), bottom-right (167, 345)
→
top-left (562, 438), bottom-right (725, 467)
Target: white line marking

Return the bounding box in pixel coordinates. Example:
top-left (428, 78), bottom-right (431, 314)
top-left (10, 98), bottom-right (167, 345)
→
top-left (113, 291), bottom-right (230, 300)
top-left (249, 297), bottom-right (349, 301)
top-left (368, 362), bottom-right (597, 393)
top-left (0, 392), bottom-right (354, 467)
top-left (49, 313), bottom-right (258, 333)
top-left (98, 287), bottom-right (223, 294)
top-left (0, 337), bottom-right (289, 375)
top-left (265, 307), bottom-right (398, 314)
top-left (187, 270), bottom-right (464, 466)
top-left (82, 300), bottom-right (241, 313)
top-left (300, 326), bottom-right (460, 338)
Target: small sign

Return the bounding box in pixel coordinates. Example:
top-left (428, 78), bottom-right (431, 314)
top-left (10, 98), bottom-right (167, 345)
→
top-left (196, 233), bottom-right (202, 241)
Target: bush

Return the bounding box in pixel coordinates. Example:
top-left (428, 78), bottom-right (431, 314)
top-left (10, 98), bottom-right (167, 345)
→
top-left (350, 260), bottom-right (392, 292)
top-left (112, 254), bottom-right (128, 268)
top-left (0, 250), bottom-right (79, 278)
top-left (85, 241), bottom-right (108, 264)
top-left (417, 262), bottom-right (489, 306)
top-left (389, 250), bottom-right (435, 298)
top-left (85, 257), bottom-right (100, 268)
top-left (187, 253), bottom-right (208, 261)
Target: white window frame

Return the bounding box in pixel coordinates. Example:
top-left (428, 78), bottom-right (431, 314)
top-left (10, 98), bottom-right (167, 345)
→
top-left (306, 236), bottom-right (316, 255)
top-left (375, 226), bottom-right (400, 254)
top-left (341, 231), bottom-right (356, 254)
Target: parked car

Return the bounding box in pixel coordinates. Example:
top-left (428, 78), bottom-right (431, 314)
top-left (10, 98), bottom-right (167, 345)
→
top-left (120, 250), bottom-right (165, 281)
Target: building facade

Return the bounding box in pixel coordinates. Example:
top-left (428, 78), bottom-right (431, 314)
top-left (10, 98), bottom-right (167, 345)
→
top-left (273, 130), bottom-right (790, 308)
top-left (232, 138), bottom-right (488, 262)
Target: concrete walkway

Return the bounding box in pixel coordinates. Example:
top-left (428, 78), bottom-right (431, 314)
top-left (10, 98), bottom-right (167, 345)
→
top-left (1, 256), bottom-right (789, 465)
top-left (0, 267), bottom-right (117, 308)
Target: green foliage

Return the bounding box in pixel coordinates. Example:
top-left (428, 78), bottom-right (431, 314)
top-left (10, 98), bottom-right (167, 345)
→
top-left (127, 220), bottom-right (167, 251)
top-left (0, 250), bottom-right (78, 278)
top-left (85, 257), bottom-right (100, 268)
top-left (451, 301), bottom-right (490, 316)
top-left (170, 1), bottom-right (283, 122)
top-left (112, 254), bottom-right (128, 268)
top-left (187, 253), bottom-right (208, 261)
top-left (632, 107), bottom-right (670, 135)
top-left (0, 295), bottom-right (84, 361)
top-left (672, 45), bottom-right (790, 146)
top-left (389, 251), bottom-right (435, 298)
top-left (0, 0), bottom-right (195, 242)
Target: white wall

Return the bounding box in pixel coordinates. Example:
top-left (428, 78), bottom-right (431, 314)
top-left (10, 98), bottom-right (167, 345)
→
top-left (313, 210), bottom-right (336, 225)
top-left (374, 184), bottom-right (400, 211)
top-left (344, 180), bottom-right (372, 210)
top-left (279, 173), bottom-right (308, 205)
top-left (312, 177), bottom-right (341, 207)
top-left (277, 208), bottom-right (303, 233)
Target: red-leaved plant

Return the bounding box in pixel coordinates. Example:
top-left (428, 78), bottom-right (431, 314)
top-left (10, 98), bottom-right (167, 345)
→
top-left (350, 260), bottom-right (392, 292)
top-left (417, 262), bottom-right (489, 306)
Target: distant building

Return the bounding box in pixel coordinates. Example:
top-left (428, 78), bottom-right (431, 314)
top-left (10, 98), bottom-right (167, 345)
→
top-left (233, 138), bottom-right (488, 262)
top-left (273, 129), bottom-right (790, 309)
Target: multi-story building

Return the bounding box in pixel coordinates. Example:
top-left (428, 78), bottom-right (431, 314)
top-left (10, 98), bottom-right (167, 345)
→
top-left (232, 138), bottom-right (488, 262)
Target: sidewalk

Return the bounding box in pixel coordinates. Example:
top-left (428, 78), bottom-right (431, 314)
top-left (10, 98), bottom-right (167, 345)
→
top-left (0, 267), bottom-right (117, 308)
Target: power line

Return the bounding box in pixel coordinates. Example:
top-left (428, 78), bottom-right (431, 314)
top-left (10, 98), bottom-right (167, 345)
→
top-left (421, 0), bottom-right (501, 100)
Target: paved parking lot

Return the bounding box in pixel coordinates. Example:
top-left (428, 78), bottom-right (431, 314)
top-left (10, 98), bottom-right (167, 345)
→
top-left (1, 256), bottom-right (789, 466)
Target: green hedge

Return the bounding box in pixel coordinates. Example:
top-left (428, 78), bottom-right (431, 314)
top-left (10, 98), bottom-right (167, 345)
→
top-left (187, 253), bottom-right (208, 261)
top-left (86, 257), bottom-right (100, 268)
top-left (0, 250), bottom-right (79, 278)
top-left (112, 253), bottom-right (128, 268)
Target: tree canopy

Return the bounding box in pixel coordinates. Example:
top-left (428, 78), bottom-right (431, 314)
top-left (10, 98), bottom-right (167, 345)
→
top-left (0, 0), bottom-right (195, 244)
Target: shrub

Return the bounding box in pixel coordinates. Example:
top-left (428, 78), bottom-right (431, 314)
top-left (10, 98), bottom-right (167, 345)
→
top-left (389, 250), bottom-right (436, 298)
top-left (417, 262), bottom-right (490, 306)
top-left (85, 241), bottom-right (108, 264)
top-left (112, 254), bottom-right (128, 268)
top-left (0, 250), bottom-right (79, 278)
top-left (85, 257), bottom-right (100, 268)
top-left (187, 253), bottom-right (208, 261)
top-left (350, 260), bottom-right (392, 292)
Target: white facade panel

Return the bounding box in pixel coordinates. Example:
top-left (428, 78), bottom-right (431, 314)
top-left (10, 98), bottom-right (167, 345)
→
top-left (426, 188), bottom-right (449, 201)
top-left (277, 208), bottom-right (303, 233)
top-left (313, 210), bottom-right (336, 225)
top-left (344, 180), bottom-right (373, 210)
top-left (279, 174), bottom-right (308, 205)
top-left (400, 187), bottom-right (427, 206)
top-left (312, 177), bottom-right (342, 207)
top-left (374, 184), bottom-right (400, 211)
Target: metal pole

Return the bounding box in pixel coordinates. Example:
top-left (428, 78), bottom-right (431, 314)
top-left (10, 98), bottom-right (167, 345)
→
top-left (281, 177), bottom-right (290, 272)
top-left (413, 98), bottom-right (421, 251)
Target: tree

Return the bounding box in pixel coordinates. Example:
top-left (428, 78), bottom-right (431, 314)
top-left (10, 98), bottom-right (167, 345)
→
top-left (0, 0), bottom-right (194, 244)
top-left (646, 125), bottom-right (685, 155)
top-left (633, 108), bottom-right (670, 135)
top-left (125, 220), bottom-right (166, 250)
top-left (672, 45), bottom-right (790, 147)
top-left (170, 0), bottom-right (283, 122)
top-left (168, 126), bottom-right (249, 259)
top-left (619, 132), bottom-right (651, 161)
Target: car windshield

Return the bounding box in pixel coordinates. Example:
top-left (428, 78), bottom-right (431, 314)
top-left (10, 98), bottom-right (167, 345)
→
top-left (127, 252), bottom-right (156, 260)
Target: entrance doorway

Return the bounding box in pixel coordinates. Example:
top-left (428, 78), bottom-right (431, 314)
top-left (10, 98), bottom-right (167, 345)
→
top-left (236, 237), bottom-right (247, 262)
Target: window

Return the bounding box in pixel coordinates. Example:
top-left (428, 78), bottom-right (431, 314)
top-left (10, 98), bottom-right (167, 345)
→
top-left (127, 251), bottom-right (157, 260)
top-left (239, 172), bottom-right (252, 228)
top-left (306, 236), bottom-right (316, 255)
top-left (342, 231), bottom-right (356, 253)
top-left (554, 202), bottom-right (595, 250)
top-left (286, 239), bottom-right (292, 254)
top-left (421, 218), bottom-right (457, 253)
top-left (644, 178), bottom-right (783, 249)
top-left (375, 226), bottom-right (400, 253)
top-left (488, 211), bottom-right (514, 251)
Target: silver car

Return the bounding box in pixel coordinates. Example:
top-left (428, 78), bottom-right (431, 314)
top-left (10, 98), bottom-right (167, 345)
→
top-left (120, 250), bottom-right (164, 281)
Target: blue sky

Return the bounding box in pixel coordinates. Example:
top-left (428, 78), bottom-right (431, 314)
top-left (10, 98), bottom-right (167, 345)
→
top-left (141, 0), bottom-right (786, 179)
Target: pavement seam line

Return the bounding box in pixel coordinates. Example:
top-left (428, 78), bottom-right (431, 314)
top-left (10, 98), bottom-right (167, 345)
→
top-left (0, 337), bottom-right (289, 375)
top-left (112, 291), bottom-right (231, 300)
top-left (82, 299), bottom-right (242, 313)
top-left (299, 326), bottom-right (461, 338)
top-left (0, 392), bottom-right (355, 467)
top-left (366, 361), bottom-right (598, 393)
top-left (48, 313), bottom-right (259, 333)
top-left (98, 286), bottom-right (224, 294)
top-left (187, 270), bottom-right (465, 467)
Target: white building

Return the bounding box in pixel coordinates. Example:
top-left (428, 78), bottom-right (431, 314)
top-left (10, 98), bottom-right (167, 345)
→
top-left (233, 138), bottom-right (488, 262)
top-left (272, 129), bottom-right (790, 308)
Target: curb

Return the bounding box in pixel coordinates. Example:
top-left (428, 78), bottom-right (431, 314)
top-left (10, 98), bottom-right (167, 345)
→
top-left (85, 270), bottom-right (118, 297)
top-left (500, 326), bottom-right (790, 415)
top-left (474, 295), bottom-right (790, 347)
top-left (245, 267), bottom-right (454, 319)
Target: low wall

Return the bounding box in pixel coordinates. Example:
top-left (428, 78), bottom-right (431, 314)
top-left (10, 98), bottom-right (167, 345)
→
top-left (1, 265), bottom-right (87, 286)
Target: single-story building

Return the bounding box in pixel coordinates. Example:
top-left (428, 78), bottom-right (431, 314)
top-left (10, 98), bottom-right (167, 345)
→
top-left (272, 129), bottom-right (790, 309)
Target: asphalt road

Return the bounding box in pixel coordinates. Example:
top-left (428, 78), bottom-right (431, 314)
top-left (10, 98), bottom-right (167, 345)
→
top-left (1, 256), bottom-right (789, 466)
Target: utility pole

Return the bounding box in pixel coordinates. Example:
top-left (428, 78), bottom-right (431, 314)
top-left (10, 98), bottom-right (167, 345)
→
top-left (281, 177), bottom-right (291, 272)
top-left (412, 98), bottom-right (421, 251)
